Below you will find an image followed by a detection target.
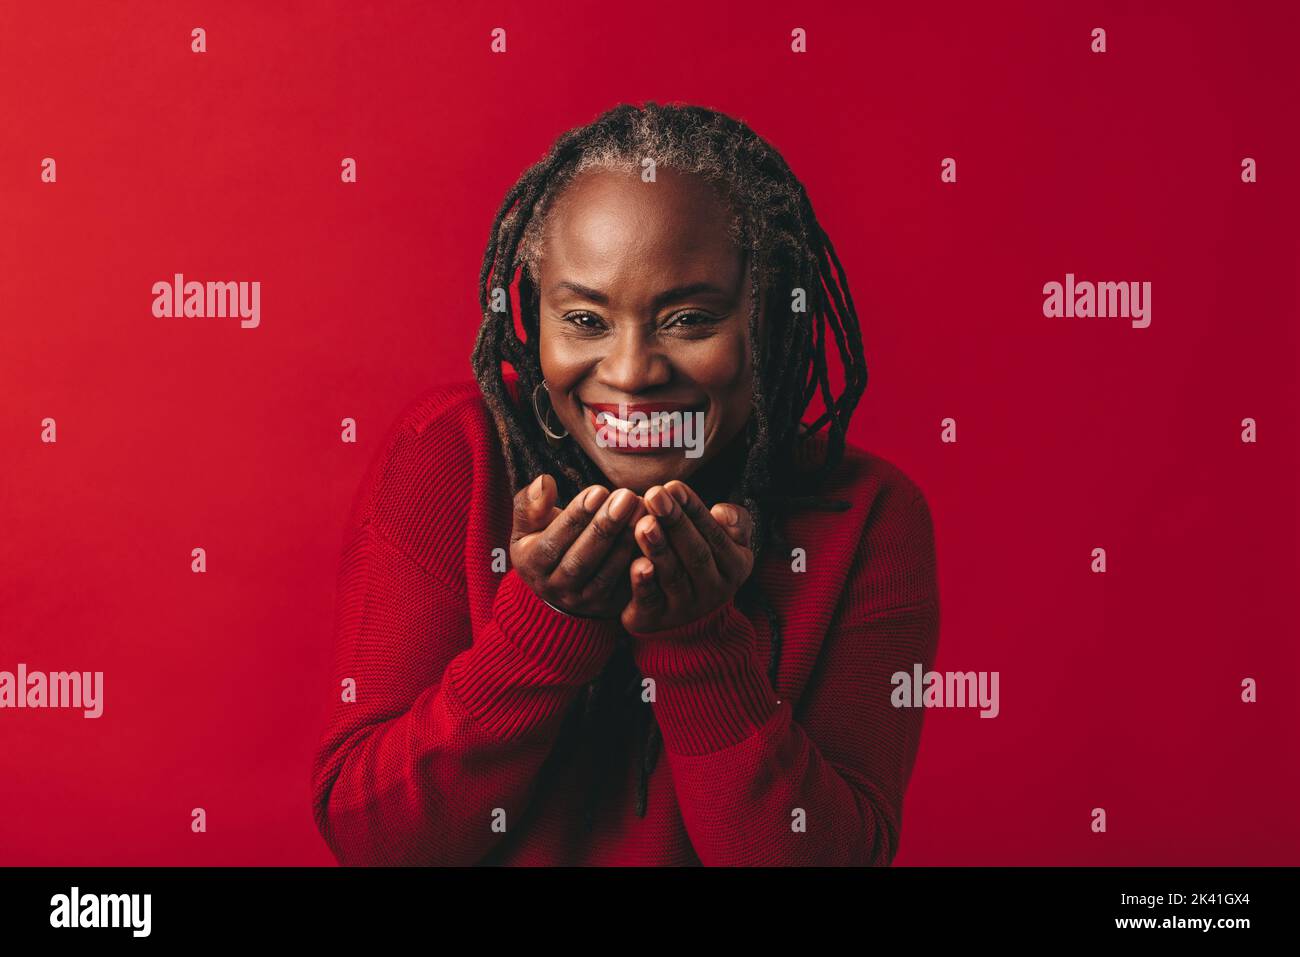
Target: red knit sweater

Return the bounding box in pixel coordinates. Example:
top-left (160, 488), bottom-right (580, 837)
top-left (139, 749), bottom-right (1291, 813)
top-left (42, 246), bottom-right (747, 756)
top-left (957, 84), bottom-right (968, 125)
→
top-left (310, 378), bottom-right (939, 866)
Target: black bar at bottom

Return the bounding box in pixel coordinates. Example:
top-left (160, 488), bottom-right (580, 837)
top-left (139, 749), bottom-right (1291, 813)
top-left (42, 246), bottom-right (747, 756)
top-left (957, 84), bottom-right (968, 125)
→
top-left (0, 866), bottom-right (1284, 942)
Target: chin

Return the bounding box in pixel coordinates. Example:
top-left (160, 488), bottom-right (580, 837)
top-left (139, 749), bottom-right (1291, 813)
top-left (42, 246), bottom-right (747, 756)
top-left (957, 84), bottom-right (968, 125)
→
top-left (587, 452), bottom-right (695, 494)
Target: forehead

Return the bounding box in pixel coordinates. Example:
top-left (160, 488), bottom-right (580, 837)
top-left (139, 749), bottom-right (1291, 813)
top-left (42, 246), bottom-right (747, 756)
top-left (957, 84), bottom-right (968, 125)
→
top-left (538, 167), bottom-right (741, 286)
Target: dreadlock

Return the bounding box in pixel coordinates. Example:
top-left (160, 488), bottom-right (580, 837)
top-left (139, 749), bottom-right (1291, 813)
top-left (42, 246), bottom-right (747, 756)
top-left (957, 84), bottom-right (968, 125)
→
top-left (470, 101), bottom-right (868, 832)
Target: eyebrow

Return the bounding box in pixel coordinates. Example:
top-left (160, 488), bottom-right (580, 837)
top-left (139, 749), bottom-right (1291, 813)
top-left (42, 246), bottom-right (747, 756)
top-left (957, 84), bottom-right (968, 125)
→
top-left (553, 280), bottom-right (731, 311)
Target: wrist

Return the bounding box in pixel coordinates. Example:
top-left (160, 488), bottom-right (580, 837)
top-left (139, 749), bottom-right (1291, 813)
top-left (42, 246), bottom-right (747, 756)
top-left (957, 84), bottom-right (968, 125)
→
top-left (491, 570), bottom-right (623, 664)
top-left (628, 600), bottom-right (782, 755)
top-left (539, 595), bottom-right (612, 622)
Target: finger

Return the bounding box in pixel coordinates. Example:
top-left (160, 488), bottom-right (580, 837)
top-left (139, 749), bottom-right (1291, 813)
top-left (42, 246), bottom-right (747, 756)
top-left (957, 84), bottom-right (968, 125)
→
top-left (622, 557), bottom-right (667, 631)
top-left (548, 488), bottom-right (640, 590)
top-left (510, 474), bottom-right (561, 544)
top-left (666, 480), bottom-right (737, 556)
top-left (647, 483), bottom-right (721, 591)
top-left (630, 555), bottom-right (667, 607)
top-left (528, 483), bottom-right (608, 574)
top-left (711, 502), bottom-right (752, 545)
top-left (634, 508), bottom-right (691, 605)
top-left (579, 497), bottom-right (648, 601)
top-left (579, 530), bottom-right (637, 604)
top-left (708, 502), bottom-right (754, 578)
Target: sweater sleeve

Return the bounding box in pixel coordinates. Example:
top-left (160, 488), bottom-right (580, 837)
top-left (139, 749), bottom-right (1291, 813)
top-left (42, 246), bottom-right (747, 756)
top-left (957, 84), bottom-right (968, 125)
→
top-left (310, 520), bottom-right (622, 866)
top-left (627, 490), bottom-right (940, 866)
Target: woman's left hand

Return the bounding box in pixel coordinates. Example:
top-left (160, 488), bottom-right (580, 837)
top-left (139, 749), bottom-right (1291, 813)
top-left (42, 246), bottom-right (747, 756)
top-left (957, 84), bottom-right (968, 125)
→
top-left (621, 480), bottom-right (754, 634)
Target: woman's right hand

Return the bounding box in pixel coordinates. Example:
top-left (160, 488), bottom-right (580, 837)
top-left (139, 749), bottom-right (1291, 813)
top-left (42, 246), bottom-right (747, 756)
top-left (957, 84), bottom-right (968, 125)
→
top-left (509, 474), bottom-right (647, 620)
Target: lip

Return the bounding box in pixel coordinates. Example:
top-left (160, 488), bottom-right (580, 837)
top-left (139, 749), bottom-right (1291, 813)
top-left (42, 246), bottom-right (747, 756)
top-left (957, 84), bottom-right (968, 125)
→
top-left (583, 400), bottom-right (700, 415)
top-left (581, 400), bottom-right (706, 455)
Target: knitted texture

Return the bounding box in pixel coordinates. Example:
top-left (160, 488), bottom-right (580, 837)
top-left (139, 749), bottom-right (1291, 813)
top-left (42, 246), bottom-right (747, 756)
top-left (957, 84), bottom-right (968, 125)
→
top-left (310, 379), bottom-right (939, 866)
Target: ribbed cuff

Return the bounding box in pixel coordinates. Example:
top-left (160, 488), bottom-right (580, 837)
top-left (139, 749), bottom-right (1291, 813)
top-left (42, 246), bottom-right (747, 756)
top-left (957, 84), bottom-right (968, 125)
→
top-left (628, 600), bottom-right (781, 755)
top-left (447, 569), bottom-right (622, 737)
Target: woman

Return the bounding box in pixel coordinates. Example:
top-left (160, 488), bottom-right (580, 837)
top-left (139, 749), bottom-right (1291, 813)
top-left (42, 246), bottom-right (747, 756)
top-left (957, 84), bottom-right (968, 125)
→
top-left (310, 102), bottom-right (939, 866)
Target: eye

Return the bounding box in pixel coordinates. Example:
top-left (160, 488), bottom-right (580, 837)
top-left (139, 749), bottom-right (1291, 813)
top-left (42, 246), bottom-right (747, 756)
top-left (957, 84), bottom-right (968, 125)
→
top-left (665, 310), bottom-right (722, 332)
top-left (562, 311), bottom-right (606, 331)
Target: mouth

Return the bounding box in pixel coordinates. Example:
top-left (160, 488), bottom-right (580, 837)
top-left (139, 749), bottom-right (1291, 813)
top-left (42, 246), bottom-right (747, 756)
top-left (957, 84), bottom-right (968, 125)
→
top-left (581, 400), bottom-right (707, 455)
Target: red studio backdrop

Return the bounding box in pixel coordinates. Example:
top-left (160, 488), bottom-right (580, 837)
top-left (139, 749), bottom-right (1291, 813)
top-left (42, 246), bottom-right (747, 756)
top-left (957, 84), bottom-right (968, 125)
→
top-left (1, 1), bottom-right (1297, 866)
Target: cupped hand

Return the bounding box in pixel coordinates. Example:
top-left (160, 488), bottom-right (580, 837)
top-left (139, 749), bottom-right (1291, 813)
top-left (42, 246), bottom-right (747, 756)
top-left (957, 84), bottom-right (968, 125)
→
top-left (510, 474), bottom-right (647, 620)
top-left (621, 479), bottom-right (754, 633)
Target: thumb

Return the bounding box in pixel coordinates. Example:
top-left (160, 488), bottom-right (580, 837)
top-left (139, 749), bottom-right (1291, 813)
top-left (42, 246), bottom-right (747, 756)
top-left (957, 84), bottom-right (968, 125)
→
top-left (511, 473), bottom-right (561, 541)
top-left (712, 503), bottom-right (753, 549)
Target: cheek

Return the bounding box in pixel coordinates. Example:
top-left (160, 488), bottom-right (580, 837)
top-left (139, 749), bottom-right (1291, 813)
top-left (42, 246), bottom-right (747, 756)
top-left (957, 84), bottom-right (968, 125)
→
top-left (691, 325), bottom-right (752, 388)
top-left (539, 336), bottom-right (585, 390)
top-left (692, 330), bottom-right (754, 424)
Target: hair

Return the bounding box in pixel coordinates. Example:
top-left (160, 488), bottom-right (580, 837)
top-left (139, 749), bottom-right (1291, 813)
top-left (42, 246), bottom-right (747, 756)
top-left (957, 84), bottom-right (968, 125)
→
top-left (470, 101), bottom-right (867, 832)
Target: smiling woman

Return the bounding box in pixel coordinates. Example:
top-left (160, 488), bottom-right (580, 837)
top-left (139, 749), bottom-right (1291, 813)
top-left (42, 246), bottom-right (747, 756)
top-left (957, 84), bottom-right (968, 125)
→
top-left (524, 165), bottom-right (758, 498)
top-left (311, 102), bottom-right (940, 866)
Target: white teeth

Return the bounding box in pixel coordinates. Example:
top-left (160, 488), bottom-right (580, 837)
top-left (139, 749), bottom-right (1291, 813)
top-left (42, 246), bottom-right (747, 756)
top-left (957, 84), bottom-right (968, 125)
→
top-left (596, 411), bottom-right (651, 433)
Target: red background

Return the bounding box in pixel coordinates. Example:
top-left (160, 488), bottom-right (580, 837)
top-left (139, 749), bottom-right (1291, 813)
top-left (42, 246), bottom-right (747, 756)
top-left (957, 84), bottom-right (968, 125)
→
top-left (1, 0), bottom-right (1296, 865)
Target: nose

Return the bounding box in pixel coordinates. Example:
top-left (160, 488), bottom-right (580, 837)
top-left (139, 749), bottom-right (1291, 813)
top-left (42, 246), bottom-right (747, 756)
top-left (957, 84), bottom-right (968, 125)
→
top-left (595, 326), bottom-right (671, 394)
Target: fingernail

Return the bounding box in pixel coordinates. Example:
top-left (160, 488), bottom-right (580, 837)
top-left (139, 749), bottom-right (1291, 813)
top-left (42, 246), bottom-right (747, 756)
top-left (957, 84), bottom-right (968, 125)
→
top-left (644, 519), bottom-right (662, 544)
top-left (648, 488), bottom-right (673, 517)
top-left (669, 483), bottom-right (689, 505)
top-left (583, 487), bottom-right (605, 511)
top-left (723, 505), bottom-right (740, 526)
top-left (528, 475), bottom-right (544, 501)
top-left (609, 489), bottom-right (633, 520)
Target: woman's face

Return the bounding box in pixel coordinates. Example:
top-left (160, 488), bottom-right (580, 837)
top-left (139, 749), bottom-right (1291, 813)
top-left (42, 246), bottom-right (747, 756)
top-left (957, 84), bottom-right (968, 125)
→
top-left (535, 166), bottom-right (762, 495)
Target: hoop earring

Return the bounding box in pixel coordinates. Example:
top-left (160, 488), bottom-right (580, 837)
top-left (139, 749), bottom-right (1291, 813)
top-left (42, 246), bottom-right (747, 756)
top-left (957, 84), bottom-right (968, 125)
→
top-left (532, 381), bottom-right (569, 440)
